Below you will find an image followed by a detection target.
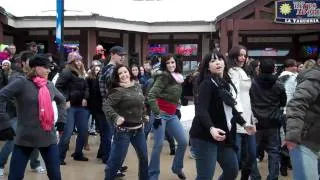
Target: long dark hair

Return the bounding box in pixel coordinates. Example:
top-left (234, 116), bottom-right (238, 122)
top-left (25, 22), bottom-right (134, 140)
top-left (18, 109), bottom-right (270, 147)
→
top-left (245, 59), bottom-right (260, 78)
top-left (198, 49), bottom-right (232, 85)
top-left (227, 45), bottom-right (247, 69)
top-left (130, 63), bottom-right (140, 80)
top-left (159, 53), bottom-right (181, 73)
top-left (109, 64), bottom-right (133, 90)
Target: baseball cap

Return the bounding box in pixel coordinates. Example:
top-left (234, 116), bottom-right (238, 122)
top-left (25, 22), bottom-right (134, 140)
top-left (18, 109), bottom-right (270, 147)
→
top-left (26, 41), bottom-right (37, 47)
top-left (109, 46), bottom-right (127, 56)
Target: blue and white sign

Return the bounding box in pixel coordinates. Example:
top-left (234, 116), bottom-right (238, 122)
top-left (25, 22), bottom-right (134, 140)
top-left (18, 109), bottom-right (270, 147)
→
top-left (275, 0), bottom-right (320, 24)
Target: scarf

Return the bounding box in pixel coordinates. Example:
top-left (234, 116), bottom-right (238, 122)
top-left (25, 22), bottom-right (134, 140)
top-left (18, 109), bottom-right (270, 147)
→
top-left (171, 72), bottom-right (184, 84)
top-left (33, 77), bottom-right (54, 131)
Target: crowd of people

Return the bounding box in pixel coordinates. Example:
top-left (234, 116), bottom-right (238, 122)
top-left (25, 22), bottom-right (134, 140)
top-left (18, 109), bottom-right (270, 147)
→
top-left (0, 42), bottom-right (319, 180)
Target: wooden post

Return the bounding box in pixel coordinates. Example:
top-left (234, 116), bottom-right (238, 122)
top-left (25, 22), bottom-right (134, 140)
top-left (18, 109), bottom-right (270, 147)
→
top-left (219, 19), bottom-right (228, 57)
top-left (141, 33), bottom-right (148, 63)
top-left (232, 19), bottom-right (239, 46)
top-left (0, 22), bottom-right (3, 43)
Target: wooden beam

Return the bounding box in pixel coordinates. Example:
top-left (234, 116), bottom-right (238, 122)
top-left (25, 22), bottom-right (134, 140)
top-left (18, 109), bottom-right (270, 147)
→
top-left (141, 33), bottom-right (148, 63)
top-left (0, 23), bottom-right (3, 43)
top-left (232, 20), bottom-right (240, 45)
top-left (261, 0), bottom-right (275, 7)
top-left (220, 19), bottom-right (229, 56)
top-left (237, 19), bottom-right (320, 31)
top-left (227, 19), bottom-right (234, 31)
top-left (255, 8), bottom-right (261, 19)
top-left (260, 7), bottom-right (274, 14)
top-left (232, 6), bottom-right (255, 20)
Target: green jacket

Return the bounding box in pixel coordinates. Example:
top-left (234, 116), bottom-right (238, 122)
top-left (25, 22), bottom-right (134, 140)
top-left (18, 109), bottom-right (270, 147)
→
top-left (285, 66), bottom-right (320, 154)
top-left (147, 71), bottom-right (182, 116)
top-left (103, 83), bottom-right (145, 126)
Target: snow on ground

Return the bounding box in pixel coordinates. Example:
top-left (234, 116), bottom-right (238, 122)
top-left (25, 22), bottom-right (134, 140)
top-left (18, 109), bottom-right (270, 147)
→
top-left (180, 105), bottom-right (195, 133)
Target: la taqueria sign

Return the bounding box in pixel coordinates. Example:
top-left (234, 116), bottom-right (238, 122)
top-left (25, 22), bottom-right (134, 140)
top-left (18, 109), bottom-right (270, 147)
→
top-left (275, 0), bottom-right (320, 24)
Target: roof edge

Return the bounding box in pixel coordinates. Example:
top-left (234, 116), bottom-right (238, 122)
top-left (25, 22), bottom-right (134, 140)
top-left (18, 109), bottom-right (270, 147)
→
top-left (216, 0), bottom-right (255, 22)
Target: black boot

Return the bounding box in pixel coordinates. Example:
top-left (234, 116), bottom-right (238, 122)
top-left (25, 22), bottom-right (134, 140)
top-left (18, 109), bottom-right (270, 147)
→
top-left (240, 169), bottom-right (250, 180)
top-left (280, 166), bottom-right (288, 176)
top-left (170, 148), bottom-right (176, 155)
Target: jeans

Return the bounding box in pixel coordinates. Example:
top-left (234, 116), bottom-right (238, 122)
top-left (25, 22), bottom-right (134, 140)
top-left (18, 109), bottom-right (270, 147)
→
top-left (0, 119), bottom-right (41, 169)
top-left (144, 112), bottom-right (176, 151)
top-left (318, 159), bottom-right (320, 180)
top-left (59, 107), bottom-right (89, 160)
top-left (255, 128), bottom-right (280, 180)
top-left (149, 114), bottom-right (188, 180)
top-left (105, 127), bottom-right (148, 180)
top-left (91, 108), bottom-right (112, 162)
top-left (8, 144), bottom-right (61, 180)
top-left (235, 133), bottom-right (260, 180)
top-left (144, 111), bottom-right (154, 138)
top-left (289, 144), bottom-right (319, 180)
top-left (190, 138), bottom-right (239, 180)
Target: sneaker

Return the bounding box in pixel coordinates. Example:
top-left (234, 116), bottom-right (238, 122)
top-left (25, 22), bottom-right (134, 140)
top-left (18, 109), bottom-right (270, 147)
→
top-left (73, 155), bottom-right (89, 161)
top-left (0, 168), bottom-right (4, 177)
top-left (32, 166), bottom-right (46, 174)
top-left (60, 160), bottom-right (67, 166)
top-left (115, 171), bottom-right (125, 178)
top-left (89, 131), bottom-right (97, 136)
top-left (170, 148), bottom-right (176, 156)
top-left (120, 166), bottom-right (128, 172)
top-left (175, 171), bottom-right (186, 180)
top-left (280, 166), bottom-right (288, 176)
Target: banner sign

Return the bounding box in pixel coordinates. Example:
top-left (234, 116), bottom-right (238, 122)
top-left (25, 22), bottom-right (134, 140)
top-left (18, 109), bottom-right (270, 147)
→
top-left (275, 0), bottom-right (320, 24)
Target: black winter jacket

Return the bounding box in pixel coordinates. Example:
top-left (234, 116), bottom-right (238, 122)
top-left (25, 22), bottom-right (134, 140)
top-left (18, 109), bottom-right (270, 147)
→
top-left (86, 75), bottom-right (102, 110)
top-left (55, 67), bottom-right (89, 107)
top-left (249, 74), bottom-right (287, 130)
top-left (189, 77), bottom-right (245, 149)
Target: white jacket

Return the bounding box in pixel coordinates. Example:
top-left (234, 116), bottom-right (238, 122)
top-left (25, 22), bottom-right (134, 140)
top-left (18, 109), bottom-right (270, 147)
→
top-left (278, 71), bottom-right (297, 112)
top-left (228, 67), bottom-right (253, 134)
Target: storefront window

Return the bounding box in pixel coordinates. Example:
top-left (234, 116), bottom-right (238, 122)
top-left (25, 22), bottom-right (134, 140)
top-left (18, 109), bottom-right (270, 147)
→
top-left (183, 60), bottom-right (198, 75)
top-left (248, 48), bottom-right (290, 57)
top-left (63, 41), bottom-right (80, 54)
top-left (175, 44), bottom-right (198, 56)
top-left (300, 45), bottom-right (319, 59)
top-left (148, 44), bottom-right (169, 56)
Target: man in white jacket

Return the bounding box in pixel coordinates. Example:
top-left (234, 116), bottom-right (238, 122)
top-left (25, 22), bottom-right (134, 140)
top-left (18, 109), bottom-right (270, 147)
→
top-left (279, 59), bottom-right (298, 104)
top-left (278, 58), bottom-right (298, 176)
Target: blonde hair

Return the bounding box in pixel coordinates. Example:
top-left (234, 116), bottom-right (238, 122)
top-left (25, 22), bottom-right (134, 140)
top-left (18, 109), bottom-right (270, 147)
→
top-left (66, 61), bottom-right (86, 78)
top-left (26, 67), bottom-right (37, 79)
top-left (303, 59), bottom-right (316, 70)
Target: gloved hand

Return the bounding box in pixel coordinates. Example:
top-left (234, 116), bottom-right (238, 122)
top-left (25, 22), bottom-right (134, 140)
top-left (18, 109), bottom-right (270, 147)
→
top-left (0, 127), bottom-right (16, 141)
top-left (175, 109), bottom-right (181, 120)
top-left (55, 122), bottom-right (65, 133)
top-left (218, 89), bottom-right (236, 107)
top-left (153, 117), bottom-right (162, 130)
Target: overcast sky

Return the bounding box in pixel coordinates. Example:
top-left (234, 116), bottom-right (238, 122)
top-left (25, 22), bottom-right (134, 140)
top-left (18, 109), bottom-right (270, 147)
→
top-left (0, 0), bottom-right (245, 22)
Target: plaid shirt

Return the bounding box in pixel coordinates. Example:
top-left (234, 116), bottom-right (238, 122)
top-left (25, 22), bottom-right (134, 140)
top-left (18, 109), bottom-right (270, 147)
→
top-left (99, 63), bottom-right (115, 99)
